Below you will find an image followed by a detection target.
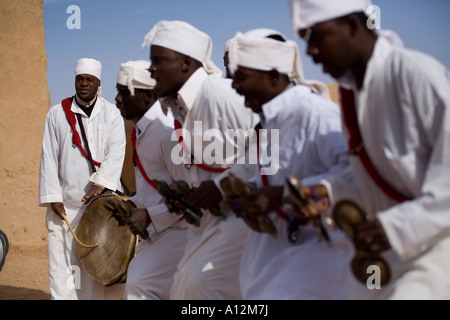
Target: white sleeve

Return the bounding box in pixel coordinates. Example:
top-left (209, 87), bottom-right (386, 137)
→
top-left (38, 108), bottom-right (63, 207)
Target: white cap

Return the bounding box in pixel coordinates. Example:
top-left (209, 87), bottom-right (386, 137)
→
top-left (289, 0), bottom-right (373, 31)
top-left (117, 60), bottom-right (155, 95)
top-left (142, 20), bottom-right (222, 75)
top-left (75, 58), bottom-right (102, 81)
top-left (228, 29), bottom-right (329, 99)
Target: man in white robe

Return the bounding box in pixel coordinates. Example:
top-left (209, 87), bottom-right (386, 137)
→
top-left (289, 0), bottom-right (450, 299)
top-left (217, 29), bottom-right (357, 299)
top-left (142, 20), bottom-right (258, 299)
top-left (114, 60), bottom-right (188, 299)
top-left (38, 58), bottom-right (126, 299)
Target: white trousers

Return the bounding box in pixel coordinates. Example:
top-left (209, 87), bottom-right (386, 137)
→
top-left (169, 214), bottom-right (250, 300)
top-left (46, 207), bottom-right (124, 300)
top-left (124, 225), bottom-right (188, 300)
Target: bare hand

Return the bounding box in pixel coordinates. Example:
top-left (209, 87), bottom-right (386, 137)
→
top-left (81, 184), bottom-right (104, 205)
top-left (353, 219), bottom-right (391, 255)
top-left (126, 208), bottom-right (151, 237)
top-left (236, 186), bottom-right (283, 218)
top-left (190, 180), bottom-right (223, 210)
top-left (51, 202), bottom-right (66, 220)
top-left (291, 184), bottom-right (330, 218)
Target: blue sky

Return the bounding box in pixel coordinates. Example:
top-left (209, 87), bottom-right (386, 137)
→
top-left (43, 0), bottom-right (450, 106)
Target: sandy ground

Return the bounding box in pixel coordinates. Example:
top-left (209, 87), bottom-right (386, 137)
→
top-left (0, 245), bottom-right (50, 300)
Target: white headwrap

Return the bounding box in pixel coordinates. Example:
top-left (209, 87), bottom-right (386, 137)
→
top-left (228, 29), bottom-right (330, 99)
top-left (224, 38), bottom-right (235, 55)
top-left (141, 20), bottom-right (222, 75)
top-left (224, 29), bottom-right (281, 54)
top-left (288, 0), bottom-right (373, 31)
top-left (75, 58), bottom-right (102, 81)
top-left (116, 60), bottom-right (155, 96)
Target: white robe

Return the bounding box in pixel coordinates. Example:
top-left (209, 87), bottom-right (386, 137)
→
top-left (168, 68), bottom-right (259, 300)
top-left (123, 102), bottom-right (188, 300)
top-left (324, 36), bottom-right (450, 299)
top-left (236, 84), bottom-right (358, 300)
top-left (39, 96), bottom-right (126, 300)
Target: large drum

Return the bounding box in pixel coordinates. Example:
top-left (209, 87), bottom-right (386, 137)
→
top-left (76, 192), bottom-right (137, 286)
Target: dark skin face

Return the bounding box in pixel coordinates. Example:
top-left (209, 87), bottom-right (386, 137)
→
top-left (299, 15), bottom-right (376, 86)
top-left (148, 45), bottom-right (200, 99)
top-left (115, 83), bottom-right (157, 124)
top-left (75, 74), bottom-right (100, 103)
top-left (298, 16), bottom-right (389, 253)
top-left (231, 66), bottom-right (289, 113)
top-left (223, 51), bottom-right (233, 79)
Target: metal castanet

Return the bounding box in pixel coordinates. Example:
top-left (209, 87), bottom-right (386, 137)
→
top-left (332, 200), bottom-right (391, 286)
top-left (220, 173), bottom-right (277, 236)
top-left (153, 179), bottom-right (204, 227)
top-left (284, 175), bottom-right (332, 246)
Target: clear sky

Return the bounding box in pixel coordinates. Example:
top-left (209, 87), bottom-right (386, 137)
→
top-left (43, 0), bottom-right (450, 106)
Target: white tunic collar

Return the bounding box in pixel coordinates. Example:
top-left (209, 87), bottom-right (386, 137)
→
top-left (177, 67), bottom-right (208, 112)
top-left (135, 100), bottom-right (164, 137)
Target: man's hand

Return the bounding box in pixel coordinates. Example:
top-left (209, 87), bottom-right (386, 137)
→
top-left (353, 219), bottom-right (391, 255)
top-left (285, 184), bottom-right (330, 218)
top-left (81, 184), bottom-right (104, 205)
top-left (190, 180), bottom-right (223, 210)
top-left (126, 208), bottom-right (151, 238)
top-left (236, 186), bottom-right (283, 218)
top-left (51, 202), bottom-right (66, 220)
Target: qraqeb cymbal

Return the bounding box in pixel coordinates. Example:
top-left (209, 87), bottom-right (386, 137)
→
top-left (332, 200), bottom-right (391, 286)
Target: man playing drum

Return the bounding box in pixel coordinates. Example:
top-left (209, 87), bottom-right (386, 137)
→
top-left (38, 58), bottom-right (126, 299)
top-left (114, 60), bottom-right (188, 300)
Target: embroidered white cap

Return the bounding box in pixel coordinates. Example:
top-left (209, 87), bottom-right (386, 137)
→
top-left (75, 58), bottom-right (102, 81)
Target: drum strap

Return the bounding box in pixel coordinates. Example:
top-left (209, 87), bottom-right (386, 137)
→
top-left (62, 97), bottom-right (130, 195)
top-left (61, 97), bottom-right (101, 167)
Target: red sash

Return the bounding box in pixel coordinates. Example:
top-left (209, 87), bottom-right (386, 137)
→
top-left (255, 124), bottom-right (291, 222)
top-left (339, 87), bottom-right (412, 203)
top-left (131, 126), bottom-right (185, 221)
top-left (130, 127), bottom-right (158, 190)
top-left (174, 119), bottom-right (230, 173)
top-left (61, 97), bottom-right (102, 167)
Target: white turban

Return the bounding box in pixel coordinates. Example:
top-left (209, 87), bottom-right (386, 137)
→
top-left (228, 29), bottom-right (330, 99)
top-left (289, 0), bottom-right (373, 31)
top-left (142, 20), bottom-right (222, 75)
top-left (117, 60), bottom-right (155, 96)
top-left (224, 38), bottom-right (235, 55)
top-left (75, 58), bottom-right (102, 81)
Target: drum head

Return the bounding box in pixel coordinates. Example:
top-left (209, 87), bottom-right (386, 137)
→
top-left (76, 193), bottom-right (136, 286)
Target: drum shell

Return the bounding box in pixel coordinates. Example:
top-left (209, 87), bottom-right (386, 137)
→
top-left (76, 193), bottom-right (137, 286)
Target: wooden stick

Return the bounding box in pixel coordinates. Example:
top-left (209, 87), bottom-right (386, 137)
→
top-left (62, 214), bottom-right (98, 248)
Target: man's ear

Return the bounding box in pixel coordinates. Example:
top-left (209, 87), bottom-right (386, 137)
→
top-left (267, 69), bottom-right (282, 87)
top-left (346, 14), bottom-right (362, 37)
top-left (181, 55), bottom-right (192, 73)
